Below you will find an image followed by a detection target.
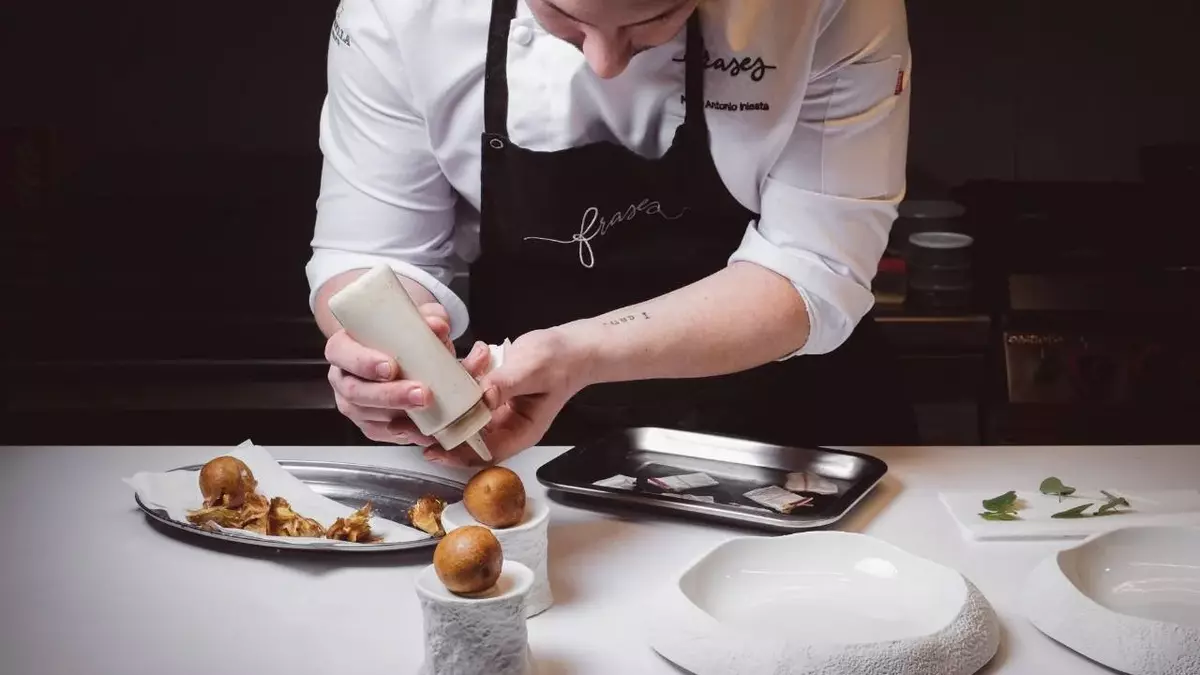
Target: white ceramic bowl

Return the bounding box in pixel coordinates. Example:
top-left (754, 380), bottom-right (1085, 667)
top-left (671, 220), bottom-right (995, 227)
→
top-left (1022, 525), bottom-right (1200, 674)
top-left (415, 560), bottom-right (537, 675)
top-left (649, 531), bottom-right (999, 675)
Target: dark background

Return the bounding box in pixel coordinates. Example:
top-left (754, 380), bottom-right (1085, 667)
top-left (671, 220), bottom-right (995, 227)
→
top-left (3, 1), bottom-right (1199, 446)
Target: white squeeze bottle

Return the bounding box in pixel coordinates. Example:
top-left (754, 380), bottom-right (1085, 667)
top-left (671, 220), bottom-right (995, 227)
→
top-left (327, 265), bottom-right (493, 462)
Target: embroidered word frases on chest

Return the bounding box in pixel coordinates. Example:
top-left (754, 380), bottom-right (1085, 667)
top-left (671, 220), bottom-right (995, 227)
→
top-left (523, 199), bottom-right (687, 268)
top-left (672, 50), bottom-right (778, 83)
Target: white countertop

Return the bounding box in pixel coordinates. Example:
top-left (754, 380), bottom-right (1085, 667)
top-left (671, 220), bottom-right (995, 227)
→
top-left (2, 442), bottom-right (1198, 675)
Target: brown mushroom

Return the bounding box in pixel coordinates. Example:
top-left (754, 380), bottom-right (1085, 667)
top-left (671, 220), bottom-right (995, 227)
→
top-left (463, 466), bottom-right (526, 529)
top-left (433, 525), bottom-right (503, 595)
top-left (198, 456), bottom-right (258, 508)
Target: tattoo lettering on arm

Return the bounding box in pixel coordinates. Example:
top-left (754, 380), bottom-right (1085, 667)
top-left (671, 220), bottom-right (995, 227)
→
top-left (600, 311), bottom-right (651, 327)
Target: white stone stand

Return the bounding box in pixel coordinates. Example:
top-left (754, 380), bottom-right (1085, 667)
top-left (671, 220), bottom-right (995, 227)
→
top-left (442, 496), bottom-right (553, 617)
top-left (415, 560), bottom-right (537, 675)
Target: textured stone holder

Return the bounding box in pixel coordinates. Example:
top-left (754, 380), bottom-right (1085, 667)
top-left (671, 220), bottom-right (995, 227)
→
top-left (415, 560), bottom-right (537, 675)
top-left (442, 496), bottom-right (552, 618)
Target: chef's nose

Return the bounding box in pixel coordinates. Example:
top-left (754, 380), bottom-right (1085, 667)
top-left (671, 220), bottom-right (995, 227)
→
top-left (581, 32), bottom-right (633, 79)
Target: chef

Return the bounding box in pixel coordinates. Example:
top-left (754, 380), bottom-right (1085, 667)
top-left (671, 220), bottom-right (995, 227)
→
top-left (308, 0), bottom-right (916, 465)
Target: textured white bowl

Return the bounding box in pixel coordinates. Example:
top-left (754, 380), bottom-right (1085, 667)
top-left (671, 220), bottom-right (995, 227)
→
top-left (415, 560), bottom-right (537, 675)
top-left (1021, 525), bottom-right (1200, 675)
top-left (649, 531), bottom-right (999, 675)
top-left (442, 496), bottom-right (552, 617)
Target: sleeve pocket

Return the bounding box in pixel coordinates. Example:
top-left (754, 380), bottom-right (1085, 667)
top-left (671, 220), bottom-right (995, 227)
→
top-left (821, 54), bottom-right (908, 198)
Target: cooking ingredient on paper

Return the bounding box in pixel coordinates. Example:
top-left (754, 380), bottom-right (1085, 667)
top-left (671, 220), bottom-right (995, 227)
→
top-left (188, 454), bottom-right (380, 540)
top-left (784, 471), bottom-right (839, 495)
top-left (188, 492), bottom-right (271, 534)
top-left (409, 494), bottom-right (448, 536)
top-left (648, 472), bottom-right (719, 492)
top-left (198, 456), bottom-right (258, 508)
top-left (1051, 490), bottom-right (1132, 519)
top-left (744, 485), bottom-right (813, 513)
top-left (434, 525), bottom-right (504, 595)
top-left (979, 490), bottom-right (1022, 521)
top-left (326, 503), bottom-right (381, 543)
top-left (1050, 503), bottom-right (1092, 519)
top-left (978, 479), bottom-right (1133, 521)
top-left (593, 474), bottom-right (637, 490)
top-left (464, 466), bottom-right (526, 528)
top-left (1098, 491), bottom-right (1131, 514)
top-left (266, 497), bottom-right (326, 537)
top-left (1039, 477), bottom-right (1076, 502)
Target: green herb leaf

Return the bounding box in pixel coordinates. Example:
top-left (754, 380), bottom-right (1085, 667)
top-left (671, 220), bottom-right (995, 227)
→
top-left (1051, 503), bottom-right (1094, 519)
top-left (982, 490), bottom-right (1018, 513)
top-left (979, 511), bottom-right (1020, 521)
top-left (1039, 477), bottom-right (1077, 501)
top-left (1100, 490), bottom-right (1129, 506)
top-left (1097, 491), bottom-right (1131, 515)
top-left (979, 490), bottom-right (1023, 521)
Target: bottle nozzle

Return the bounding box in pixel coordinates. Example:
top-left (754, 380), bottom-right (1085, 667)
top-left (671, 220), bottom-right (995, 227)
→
top-left (465, 433), bottom-right (493, 462)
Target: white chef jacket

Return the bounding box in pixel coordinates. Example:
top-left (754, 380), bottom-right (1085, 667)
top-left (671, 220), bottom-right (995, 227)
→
top-left (308, 0), bottom-right (912, 356)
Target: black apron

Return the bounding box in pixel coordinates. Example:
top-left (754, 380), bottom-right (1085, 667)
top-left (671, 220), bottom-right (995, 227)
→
top-left (468, 0), bottom-right (917, 448)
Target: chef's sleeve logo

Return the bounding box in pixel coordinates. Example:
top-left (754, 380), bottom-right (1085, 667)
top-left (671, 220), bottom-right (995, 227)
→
top-left (331, 3), bottom-right (352, 47)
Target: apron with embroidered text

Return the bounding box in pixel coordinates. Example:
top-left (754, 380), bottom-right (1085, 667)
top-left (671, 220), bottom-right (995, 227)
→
top-left (468, 0), bottom-right (916, 447)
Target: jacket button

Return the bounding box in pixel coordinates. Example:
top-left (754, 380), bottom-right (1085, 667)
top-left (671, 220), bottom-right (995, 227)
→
top-left (511, 25), bottom-right (534, 46)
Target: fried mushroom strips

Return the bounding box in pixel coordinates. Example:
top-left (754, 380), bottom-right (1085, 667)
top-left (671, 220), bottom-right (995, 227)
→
top-left (187, 492), bottom-right (270, 534)
top-left (326, 503), bottom-right (380, 543)
top-left (267, 497), bottom-right (326, 538)
top-left (408, 494), bottom-right (448, 537)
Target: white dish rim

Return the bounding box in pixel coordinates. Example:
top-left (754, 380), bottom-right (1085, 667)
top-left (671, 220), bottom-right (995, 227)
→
top-left (649, 530), bottom-right (1000, 675)
top-left (1021, 524), bottom-right (1200, 674)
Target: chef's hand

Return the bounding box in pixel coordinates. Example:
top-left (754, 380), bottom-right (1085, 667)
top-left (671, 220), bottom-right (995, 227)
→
top-left (421, 329), bottom-right (590, 467)
top-left (324, 303), bottom-right (491, 445)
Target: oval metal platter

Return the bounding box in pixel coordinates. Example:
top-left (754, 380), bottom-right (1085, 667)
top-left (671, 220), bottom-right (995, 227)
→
top-left (134, 460), bottom-right (465, 553)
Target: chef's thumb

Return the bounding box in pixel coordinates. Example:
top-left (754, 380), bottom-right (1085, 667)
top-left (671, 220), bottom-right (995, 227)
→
top-left (480, 363), bottom-right (538, 409)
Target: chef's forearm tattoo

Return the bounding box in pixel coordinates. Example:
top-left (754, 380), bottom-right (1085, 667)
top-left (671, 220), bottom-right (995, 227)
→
top-left (600, 311), bottom-right (651, 327)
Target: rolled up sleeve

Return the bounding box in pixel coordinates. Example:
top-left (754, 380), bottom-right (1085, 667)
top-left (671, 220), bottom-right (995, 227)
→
top-left (728, 0), bottom-right (911, 356)
top-left (306, 0), bottom-right (468, 338)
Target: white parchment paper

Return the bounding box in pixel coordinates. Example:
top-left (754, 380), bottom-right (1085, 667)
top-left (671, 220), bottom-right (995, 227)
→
top-left (124, 440), bottom-right (428, 546)
top-left (939, 487), bottom-right (1200, 541)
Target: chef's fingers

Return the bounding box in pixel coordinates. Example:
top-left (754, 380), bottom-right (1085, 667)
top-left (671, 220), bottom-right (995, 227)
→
top-left (418, 302), bottom-right (450, 325)
top-left (481, 361), bottom-right (541, 408)
top-left (325, 329), bottom-right (400, 381)
top-left (328, 365), bottom-right (428, 409)
top-left (385, 418), bottom-right (436, 447)
top-left (462, 341), bottom-right (492, 379)
top-left (356, 420), bottom-right (412, 445)
top-left (333, 393), bottom-right (406, 424)
top-left (421, 444), bottom-right (480, 468)
top-left (418, 303), bottom-right (454, 353)
top-left (325, 306), bottom-right (451, 382)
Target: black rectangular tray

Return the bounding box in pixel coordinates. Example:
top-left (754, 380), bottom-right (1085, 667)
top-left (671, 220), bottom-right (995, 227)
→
top-left (535, 427), bottom-right (888, 532)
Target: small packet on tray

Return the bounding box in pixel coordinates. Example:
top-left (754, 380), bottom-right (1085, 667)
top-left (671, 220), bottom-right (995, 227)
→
top-left (744, 485), bottom-right (814, 514)
top-left (593, 474), bottom-right (637, 491)
top-left (784, 471), bottom-right (840, 496)
top-left (648, 472), bottom-right (719, 492)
